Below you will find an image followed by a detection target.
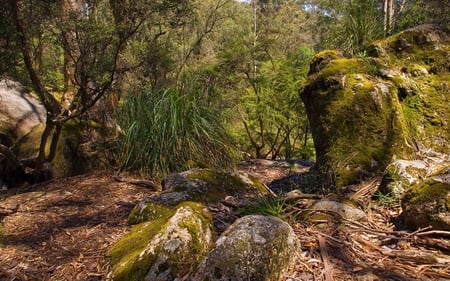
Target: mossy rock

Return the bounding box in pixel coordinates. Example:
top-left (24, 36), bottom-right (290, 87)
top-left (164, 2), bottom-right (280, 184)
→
top-left (147, 168), bottom-right (270, 206)
top-left (109, 201), bottom-right (215, 281)
top-left (305, 199), bottom-right (367, 224)
top-left (13, 119), bottom-right (108, 179)
top-left (128, 201), bottom-right (173, 225)
top-left (401, 179), bottom-right (450, 230)
top-left (300, 24), bottom-right (450, 188)
top-left (191, 215), bottom-right (299, 281)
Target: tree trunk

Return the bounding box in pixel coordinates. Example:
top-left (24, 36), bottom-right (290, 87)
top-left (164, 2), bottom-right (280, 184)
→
top-left (384, 0), bottom-right (395, 35)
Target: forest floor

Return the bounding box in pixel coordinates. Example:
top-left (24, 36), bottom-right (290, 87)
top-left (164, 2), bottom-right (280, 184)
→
top-left (0, 161), bottom-right (450, 281)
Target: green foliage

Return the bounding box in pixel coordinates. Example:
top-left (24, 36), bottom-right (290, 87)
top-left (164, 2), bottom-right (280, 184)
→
top-left (395, 0), bottom-right (450, 32)
top-left (235, 46), bottom-right (315, 159)
top-left (239, 195), bottom-right (288, 220)
top-left (312, 0), bottom-right (384, 55)
top-left (116, 77), bottom-right (237, 179)
top-left (373, 191), bottom-right (398, 207)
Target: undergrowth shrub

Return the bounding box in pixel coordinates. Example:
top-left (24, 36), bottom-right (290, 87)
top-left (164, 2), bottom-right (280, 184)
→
top-left (116, 84), bottom-right (237, 179)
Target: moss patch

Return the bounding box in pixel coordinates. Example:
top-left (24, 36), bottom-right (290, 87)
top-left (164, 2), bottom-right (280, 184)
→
top-left (160, 169), bottom-right (270, 205)
top-left (109, 201), bottom-right (214, 281)
top-left (301, 24), bottom-right (450, 188)
top-left (128, 202), bottom-right (172, 225)
top-left (401, 180), bottom-right (450, 230)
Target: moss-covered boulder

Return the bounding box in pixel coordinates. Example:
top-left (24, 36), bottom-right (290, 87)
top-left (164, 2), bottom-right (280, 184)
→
top-left (144, 168), bottom-right (270, 207)
top-left (191, 215), bottom-right (299, 281)
top-left (401, 177), bottom-right (450, 230)
top-left (300, 24), bottom-right (450, 187)
top-left (129, 169), bottom-right (272, 233)
top-left (14, 119), bottom-right (110, 180)
top-left (109, 201), bottom-right (214, 281)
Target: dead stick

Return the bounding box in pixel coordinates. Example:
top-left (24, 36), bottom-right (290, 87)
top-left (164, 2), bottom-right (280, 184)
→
top-left (318, 234), bottom-right (334, 281)
top-left (415, 230), bottom-right (450, 237)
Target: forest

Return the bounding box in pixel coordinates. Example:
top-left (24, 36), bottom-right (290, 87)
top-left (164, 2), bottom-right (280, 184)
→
top-left (0, 0), bottom-right (447, 182)
top-left (1, 0), bottom-right (450, 280)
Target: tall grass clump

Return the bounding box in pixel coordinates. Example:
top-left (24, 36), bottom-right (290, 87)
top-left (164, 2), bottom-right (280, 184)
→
top-left (116, 83), bottom-right (237, 179)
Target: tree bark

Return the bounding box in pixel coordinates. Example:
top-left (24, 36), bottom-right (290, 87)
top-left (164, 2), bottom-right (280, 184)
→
top-left (384, 0), bottom-right (395, 35)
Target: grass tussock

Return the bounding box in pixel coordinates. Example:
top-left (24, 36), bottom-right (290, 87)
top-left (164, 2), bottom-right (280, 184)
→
top-left (116, 84), bottom-right (237, 179)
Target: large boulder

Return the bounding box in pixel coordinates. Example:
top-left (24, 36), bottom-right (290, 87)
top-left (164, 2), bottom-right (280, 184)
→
top-left (158, 168), bottom-right (270, 205)
top-left (0, 79), bottom-right (46, 185)
top-left (129, 169), bottom-right (272, 231)
top-left (401, 168), bottom-right (450, 230)
top-left (0, 79), bottom-right (46, 146)
top-left (108, 202), bottom-right (215, 281)
top-left (191, 215), bottom-right (299, 281)
top-left (308, 199), bottom-right (367, 222)
top-left (300, 24), bottom-right (450, 187)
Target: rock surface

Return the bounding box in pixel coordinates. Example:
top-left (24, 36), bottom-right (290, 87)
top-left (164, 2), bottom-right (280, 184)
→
top-left (0, 79), bottom-right (46, 146)
top-left (300, 24), bottom-right (450, 187)
top-left (157, 168), bottom-right (270, 205)
top-left (129, 168), bottom-right (273, 234)
top-left (191, 215), bottom-right (299, 281)
top-left (109, 202), bottom-right (214, 281)
top-left (401, 176), bottom-right (450, 230)
top-left (310, 199), bottom-right (367, 222)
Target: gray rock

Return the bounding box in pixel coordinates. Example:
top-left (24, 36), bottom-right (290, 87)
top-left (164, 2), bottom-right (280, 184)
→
top-left (300, 24), bottom-right (450, 188)
top-left (310, 199), bottom-right (367, 222)
top-left (0, 79), bottom-right (45, 144)
top-left (143, 168), bottom-right (270, 209)
top-left (109, 202), bottom-right (215, 281)
top-left (401, 178), bottom-right (450, 230)
top-left (191, 215), bottom-right (299, 281)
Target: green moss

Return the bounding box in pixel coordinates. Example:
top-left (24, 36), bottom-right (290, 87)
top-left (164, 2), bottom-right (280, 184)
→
top-left (318, 58), bottom-right (379, 81)
top-left (182, 169), bottom-right (269, 203)
top-left (404, 181), bottom-right (450, 205)
top-left (109, 202), bottom-right (214, 281)
top-left (109, 220), bottom-right (166, 281)
top-left (402, 180), bottom-right (450, 230)
top-left (309, 71), bottom-right (410, 186)
top-left (309, 50), bottom-right (343, 75)
top-left (302, 25), bottom-right (449, 188)
top-left (128, 202), bottom-right (172, 225)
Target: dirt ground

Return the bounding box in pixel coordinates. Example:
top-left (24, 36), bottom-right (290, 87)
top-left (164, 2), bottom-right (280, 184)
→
top-left (0, 172), bottom-right (154, 281)
top-left (1, 162), bottom-right (450, 281)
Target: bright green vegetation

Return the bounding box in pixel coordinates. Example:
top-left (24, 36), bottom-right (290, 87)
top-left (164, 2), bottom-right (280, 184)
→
top-left (238, 195), bottom-right (288, 221)
top-left (115, 85), bottom-right (237, 179)
top-left (373, 191), bottom-right (399, 207)
top-left (401, 180), bottom-right (450, 230)
top-left (109, 202), bottom-right (214, 281)
top-left (301, 25), bottom-right (450, 188)
top-left (127, 202), bottom-right (172, 225)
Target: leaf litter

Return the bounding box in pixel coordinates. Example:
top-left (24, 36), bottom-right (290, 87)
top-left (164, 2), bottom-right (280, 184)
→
top-left (0, 163), bottom-right (449, 281)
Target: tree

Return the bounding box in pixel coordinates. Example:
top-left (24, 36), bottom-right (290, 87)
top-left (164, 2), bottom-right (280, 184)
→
top-left (208, 0), bottom-right (314, 159)
top-left (308, 0), bottom-right (384, 54)
top-left (395, 0), bottom-right (450, 32)
top-left (5, 0), bottom-right (189, 179)
top-left (383, 0), bottom-right (395, 35)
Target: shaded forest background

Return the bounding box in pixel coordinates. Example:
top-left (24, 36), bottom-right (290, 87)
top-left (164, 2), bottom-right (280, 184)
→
top-left (0, 0), bottom-right (448, 182)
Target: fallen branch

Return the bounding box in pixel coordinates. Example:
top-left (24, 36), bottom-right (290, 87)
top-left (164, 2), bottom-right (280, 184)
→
top-left (318, 234), bottom-right (334, 281)
top-left (113, 176), bottom-right (159, 191)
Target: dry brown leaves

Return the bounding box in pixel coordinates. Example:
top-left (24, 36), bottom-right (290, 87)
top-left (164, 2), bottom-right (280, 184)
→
top-left (1, 164), bottom-right (450, 281)
top-left (0, 172), bottom-right (155, 281)
top-left (285, 202), bottom-right (450, 281)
